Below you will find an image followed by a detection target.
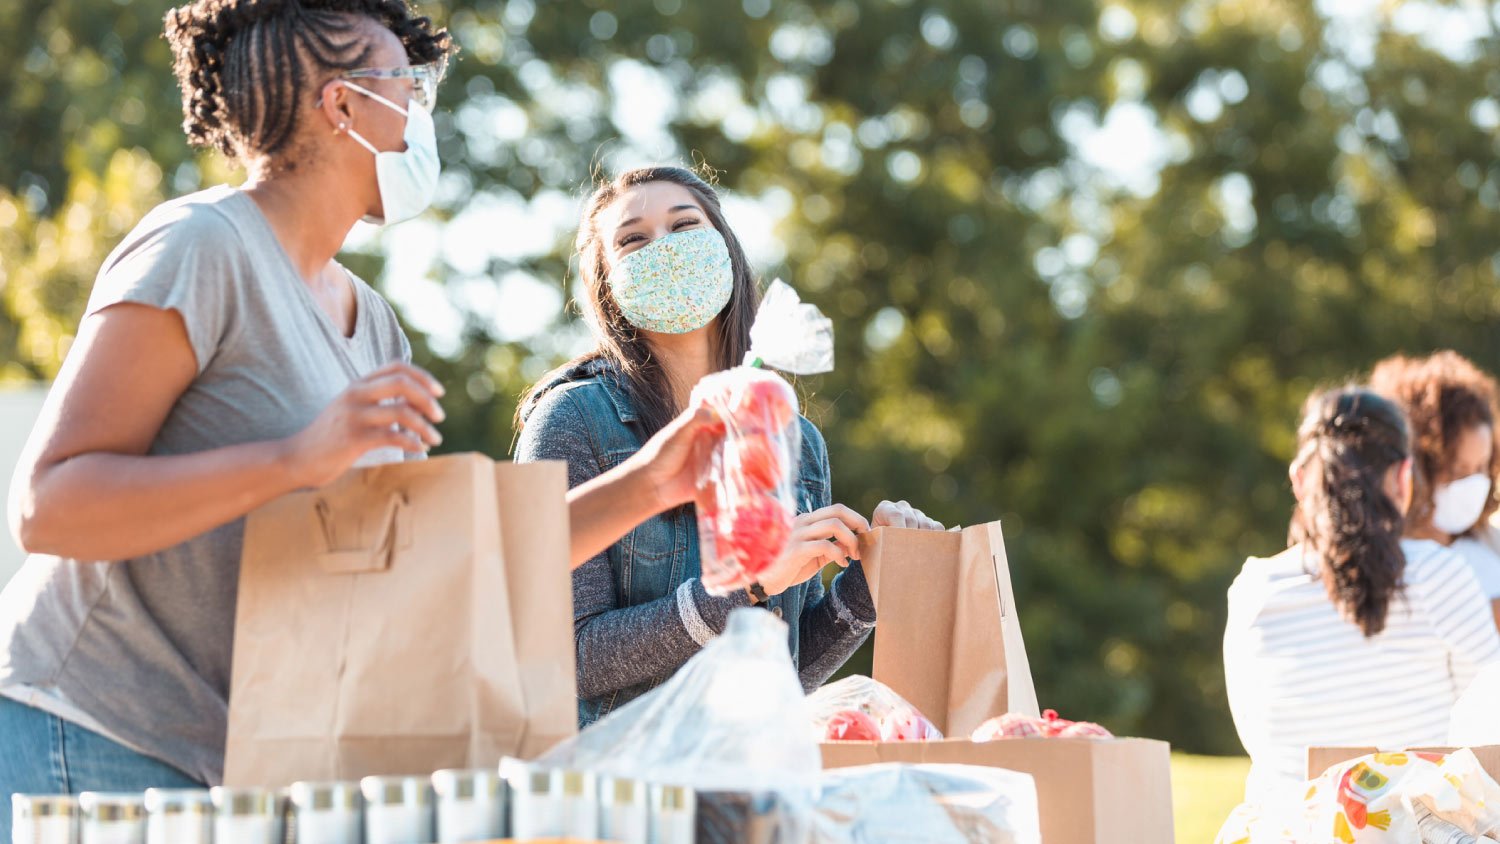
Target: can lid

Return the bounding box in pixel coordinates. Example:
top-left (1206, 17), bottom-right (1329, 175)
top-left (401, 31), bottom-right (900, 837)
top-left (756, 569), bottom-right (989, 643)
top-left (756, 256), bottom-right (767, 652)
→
top-left (289, 782), bottom-right (361, 813)
top-left (360, 776), bottom-right (432, 808)
top-left (80, 793), bottom-right (146, 822)
top-left (655, 785), bottom-right (693, 812)
top-left (432, 770), bottom-right (499, 802)
top-left (145, 789), bottom-right (213, 815)
top-left (605, 778), bottom-right (643, 804)
top-left (210, 788), bottom-right (279, 817)
top-left (560, 770), bottom-right (593, 798)
top-left (12, 795), bottom-right (78, 818)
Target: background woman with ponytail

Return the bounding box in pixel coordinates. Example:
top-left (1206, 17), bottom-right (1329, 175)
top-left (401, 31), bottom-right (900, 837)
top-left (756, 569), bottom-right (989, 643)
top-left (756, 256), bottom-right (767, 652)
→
top-left (1224, 386), bottom-right (1500, 803)
top-left (0, 1), bottom-right (715, 813)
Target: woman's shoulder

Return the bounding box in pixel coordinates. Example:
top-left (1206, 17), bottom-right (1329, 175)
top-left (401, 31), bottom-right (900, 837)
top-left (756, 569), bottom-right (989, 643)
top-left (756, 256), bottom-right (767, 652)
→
top-left (1399, 537), bottom-right (1467, 581)
top-left (520, 358), bottom-right (622, 426)
top-left (1227, 546), bottom-right (1317, 613)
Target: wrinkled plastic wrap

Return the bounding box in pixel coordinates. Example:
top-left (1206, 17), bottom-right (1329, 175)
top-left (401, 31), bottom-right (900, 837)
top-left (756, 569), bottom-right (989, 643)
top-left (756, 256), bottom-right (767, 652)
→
top-left (813, 763), bottom-right (1041, 844)
top-left (1216, 749), bottom-right (1500, 844)
top-left (691, 368), bottom-right (802, 595)
top-left (970, 709), bottom-right (1113, 742)
top-left (808, 676), bottom-right (943, 742)
top-left (747, 279), bottom-right (835, 376)
top-left (538, 608), bottom-right (821, 843)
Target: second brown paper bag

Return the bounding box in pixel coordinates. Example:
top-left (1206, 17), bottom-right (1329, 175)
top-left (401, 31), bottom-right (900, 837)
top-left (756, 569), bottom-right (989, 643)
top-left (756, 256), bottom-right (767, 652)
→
top-left (861, 521), bottom-right (1039, 737)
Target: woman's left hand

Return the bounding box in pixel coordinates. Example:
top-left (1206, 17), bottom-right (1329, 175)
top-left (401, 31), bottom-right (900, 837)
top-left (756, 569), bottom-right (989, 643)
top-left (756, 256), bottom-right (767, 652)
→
top-left (872, 500), bottom-right (944, 531)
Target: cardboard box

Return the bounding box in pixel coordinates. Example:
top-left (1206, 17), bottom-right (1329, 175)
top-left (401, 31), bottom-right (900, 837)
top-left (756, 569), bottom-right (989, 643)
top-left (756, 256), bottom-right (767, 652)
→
top-left (823, 737), bottom-right (1174, 844)
top-left (819, 524), bottom-right (1176, 844)
top-left (1308, 745), bottom-right (1500, 780)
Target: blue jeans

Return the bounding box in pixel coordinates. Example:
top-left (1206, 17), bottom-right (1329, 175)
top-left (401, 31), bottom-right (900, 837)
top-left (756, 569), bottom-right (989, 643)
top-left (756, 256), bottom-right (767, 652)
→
top-left (0, 697), bottom-right (202, 832)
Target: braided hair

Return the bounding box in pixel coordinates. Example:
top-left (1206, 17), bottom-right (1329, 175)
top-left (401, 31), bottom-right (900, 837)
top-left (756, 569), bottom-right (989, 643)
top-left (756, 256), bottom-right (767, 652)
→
top-left (1288, 387), bottom-right (1411, 637)
top-left (163, 0), bottom-right (452, 163)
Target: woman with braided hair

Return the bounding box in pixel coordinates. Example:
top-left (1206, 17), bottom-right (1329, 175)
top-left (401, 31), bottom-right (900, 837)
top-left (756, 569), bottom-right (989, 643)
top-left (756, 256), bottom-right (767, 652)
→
top-left (1223, 386), bottom-right (1500, 803)
top-left (0, 0), bottom-right (719, 808)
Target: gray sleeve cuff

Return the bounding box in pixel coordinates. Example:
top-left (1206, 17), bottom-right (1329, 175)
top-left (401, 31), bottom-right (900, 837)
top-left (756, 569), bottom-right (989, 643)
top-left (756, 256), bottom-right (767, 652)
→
top-left (830, 562), bottom-right (877, 627)
top-left (676, 579), bottom-right (753, 645)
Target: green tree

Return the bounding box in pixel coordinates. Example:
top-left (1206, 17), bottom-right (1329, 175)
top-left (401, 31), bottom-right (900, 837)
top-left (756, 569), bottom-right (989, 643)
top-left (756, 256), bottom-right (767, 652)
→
top-left (4, 0), bottom-right (1497, 755)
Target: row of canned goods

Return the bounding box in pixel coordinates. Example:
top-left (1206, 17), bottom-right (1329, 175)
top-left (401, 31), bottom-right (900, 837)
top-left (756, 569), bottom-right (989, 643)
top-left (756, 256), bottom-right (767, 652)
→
top-left (12, 762), bottom-right (696, 844)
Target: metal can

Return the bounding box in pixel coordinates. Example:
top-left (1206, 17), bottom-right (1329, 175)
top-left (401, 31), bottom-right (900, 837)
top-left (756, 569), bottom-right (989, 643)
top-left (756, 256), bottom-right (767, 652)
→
top-left (503, 762), bottom-right (561, 841)
top-left (143, 789), bottom-right (211, 844)
top-left (78, 793), bottom-right (145, 844)
top-left (11, 794), bottom-right (78, 844)
top-left (287, 782), bottom-right (361, 844)
top-left (359, 776), bottom-right (433, 844)
top-left (210, 787), bottom-right (282, 844)
top-left (430, 769), bottom-right (503, 843)
top-left (598, 776), bottom-right (649, 844)
top-left (557, 770), bottom-right (598, 840)
top-left (648, 784), bottom-right (695, 844)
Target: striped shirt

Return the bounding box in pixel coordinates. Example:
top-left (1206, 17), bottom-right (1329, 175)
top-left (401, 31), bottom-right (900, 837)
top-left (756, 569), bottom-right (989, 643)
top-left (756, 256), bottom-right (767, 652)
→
top-left (1224, 539), bottom-right (1500, 803)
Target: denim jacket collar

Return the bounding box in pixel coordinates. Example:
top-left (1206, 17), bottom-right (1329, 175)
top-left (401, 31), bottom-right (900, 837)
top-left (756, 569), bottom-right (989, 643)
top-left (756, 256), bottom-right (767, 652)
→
top-left (524, 356), bottom-right (638, 426)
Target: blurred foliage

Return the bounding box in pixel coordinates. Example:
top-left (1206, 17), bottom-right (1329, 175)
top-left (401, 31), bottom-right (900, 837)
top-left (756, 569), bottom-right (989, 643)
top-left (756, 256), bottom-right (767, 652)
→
top-left (3, 0), bottom-right (1499, 753)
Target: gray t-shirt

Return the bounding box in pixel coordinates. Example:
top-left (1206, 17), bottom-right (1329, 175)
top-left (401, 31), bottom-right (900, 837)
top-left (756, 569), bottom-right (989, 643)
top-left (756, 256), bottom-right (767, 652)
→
top-left (0, 186), bottom-right (411, 785)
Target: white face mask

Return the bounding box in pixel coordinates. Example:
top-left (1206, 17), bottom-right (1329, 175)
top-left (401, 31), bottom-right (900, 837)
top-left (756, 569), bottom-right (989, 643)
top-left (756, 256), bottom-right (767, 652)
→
top-left (341, 81), bottom-right (439, 225)
top-left (1432, 472), bottom-right (1492, 536)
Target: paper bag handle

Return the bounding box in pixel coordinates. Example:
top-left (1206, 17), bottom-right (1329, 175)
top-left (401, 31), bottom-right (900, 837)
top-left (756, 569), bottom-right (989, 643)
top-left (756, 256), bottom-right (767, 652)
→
top-left (313, 492), bottom-right (411, 574)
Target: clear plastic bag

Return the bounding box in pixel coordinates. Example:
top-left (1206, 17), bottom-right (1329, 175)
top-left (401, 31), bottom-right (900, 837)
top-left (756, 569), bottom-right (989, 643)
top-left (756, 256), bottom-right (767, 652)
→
top-left (692, 367), bottom-right (802, 595)
top-left (813, 763), bottom-right (1041, 844)
top-left (537, 608), bottom-right (821, 843)
top-left (690, 279), bottom-right (835, 596)
top-left (808, 676), bottom-right (943, 743)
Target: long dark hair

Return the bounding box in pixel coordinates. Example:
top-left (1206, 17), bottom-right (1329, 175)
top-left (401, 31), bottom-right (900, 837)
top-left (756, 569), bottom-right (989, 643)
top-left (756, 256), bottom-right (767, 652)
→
top-left (1288, 387), bottom-right (1411, 637)
top-left (519, 166), bottom-right (759, 439)
top-left (164, 0), bottom-right (452, 164)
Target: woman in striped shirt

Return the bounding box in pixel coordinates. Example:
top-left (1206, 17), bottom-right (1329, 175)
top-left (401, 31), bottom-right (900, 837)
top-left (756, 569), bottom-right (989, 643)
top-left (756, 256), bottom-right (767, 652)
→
top-left (1224, 386), bottom-right (1500, 802)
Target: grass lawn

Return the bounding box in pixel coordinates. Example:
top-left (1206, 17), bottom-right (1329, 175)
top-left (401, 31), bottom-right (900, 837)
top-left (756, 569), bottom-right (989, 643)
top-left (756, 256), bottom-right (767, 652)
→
top-left (1172, 753), bottom-right (1250, 843)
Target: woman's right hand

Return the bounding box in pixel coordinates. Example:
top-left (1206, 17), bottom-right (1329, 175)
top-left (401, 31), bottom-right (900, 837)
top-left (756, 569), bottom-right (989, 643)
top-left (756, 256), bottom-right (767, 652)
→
top-left (279, 362), bottom-right (446, 488)
top-left (756, 504), bottom-right (873, 596)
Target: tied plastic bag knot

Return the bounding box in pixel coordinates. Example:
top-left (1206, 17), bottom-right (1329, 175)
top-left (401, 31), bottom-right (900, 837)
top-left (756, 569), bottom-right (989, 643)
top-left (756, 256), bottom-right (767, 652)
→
top-left (745, 279), bottom-right (835, 376)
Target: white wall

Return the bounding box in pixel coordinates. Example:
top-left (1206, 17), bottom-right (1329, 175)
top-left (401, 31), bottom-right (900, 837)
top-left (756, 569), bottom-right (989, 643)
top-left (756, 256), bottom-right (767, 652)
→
top-left (0, 386), bottom-right (47, 586)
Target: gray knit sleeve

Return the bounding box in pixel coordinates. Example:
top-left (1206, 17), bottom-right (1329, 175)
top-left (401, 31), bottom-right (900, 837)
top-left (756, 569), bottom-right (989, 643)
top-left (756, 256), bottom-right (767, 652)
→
top-left (514, 385), bottom-right (753, 700)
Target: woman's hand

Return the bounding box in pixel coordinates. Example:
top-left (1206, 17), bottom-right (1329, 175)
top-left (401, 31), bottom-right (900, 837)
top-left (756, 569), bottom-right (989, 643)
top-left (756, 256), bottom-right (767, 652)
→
top-left (872, 499), bottom-right (944, 531)
top-left (279, 362), bottom-right (446, 488)
top-left (621, 405), bottom-right (721, 512)
top-left (757, 504), bottom-right (872, 596)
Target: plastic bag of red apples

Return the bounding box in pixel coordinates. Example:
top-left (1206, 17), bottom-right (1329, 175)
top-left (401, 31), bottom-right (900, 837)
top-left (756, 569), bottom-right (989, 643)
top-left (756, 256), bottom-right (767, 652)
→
top-left (691, 367), bottom-right (802, 596)
top-left (812, 676), bottom-right (1112, 743)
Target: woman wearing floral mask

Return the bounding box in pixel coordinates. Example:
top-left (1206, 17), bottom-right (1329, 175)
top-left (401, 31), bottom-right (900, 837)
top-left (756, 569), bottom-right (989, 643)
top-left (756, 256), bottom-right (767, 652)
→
top-left (0, 1), bottom-right (715, 809)
top-left (515, 166), bottom-right (943, 726)
top-left (1371, 351), bottom-right (1500, 630)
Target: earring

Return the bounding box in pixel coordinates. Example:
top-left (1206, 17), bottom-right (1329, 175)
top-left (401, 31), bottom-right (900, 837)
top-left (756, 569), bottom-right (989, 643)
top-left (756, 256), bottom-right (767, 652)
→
top-left (334, 122), bottom-right (347, 136)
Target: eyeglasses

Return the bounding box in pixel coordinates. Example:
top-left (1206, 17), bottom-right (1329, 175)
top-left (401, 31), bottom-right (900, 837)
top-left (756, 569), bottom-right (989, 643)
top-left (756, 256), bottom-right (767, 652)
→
top-left (338, 61), bottom-right (445, 111)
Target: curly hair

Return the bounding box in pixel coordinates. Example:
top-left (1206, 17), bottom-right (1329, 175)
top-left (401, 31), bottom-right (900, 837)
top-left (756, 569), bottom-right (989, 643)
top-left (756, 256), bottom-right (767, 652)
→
top-left (163, 0), bottom-right (452, 162)
top-left (1369, 351), bottom-right (1500, 536)
top-left (1288, 387), bottom-right (1411, 637)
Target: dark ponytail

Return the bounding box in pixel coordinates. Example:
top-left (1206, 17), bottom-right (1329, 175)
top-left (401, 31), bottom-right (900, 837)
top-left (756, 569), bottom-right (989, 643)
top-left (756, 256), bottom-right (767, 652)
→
top-left (1288, 387), bottom-right (1411, 637)
top-left (163, 0), bottom-right (452, 162)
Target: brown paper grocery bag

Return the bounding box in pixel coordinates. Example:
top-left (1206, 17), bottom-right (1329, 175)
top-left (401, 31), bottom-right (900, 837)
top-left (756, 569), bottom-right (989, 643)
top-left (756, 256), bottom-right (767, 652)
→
top-left (860, 522), bottom-right (1039, 737)
top-left (223, 454), bottom-right (576, 787)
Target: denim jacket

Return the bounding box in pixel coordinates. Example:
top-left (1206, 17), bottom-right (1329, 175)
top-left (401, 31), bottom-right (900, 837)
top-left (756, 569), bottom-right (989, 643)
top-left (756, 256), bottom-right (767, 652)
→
top-left (515, 357), bottom-right (877, 726)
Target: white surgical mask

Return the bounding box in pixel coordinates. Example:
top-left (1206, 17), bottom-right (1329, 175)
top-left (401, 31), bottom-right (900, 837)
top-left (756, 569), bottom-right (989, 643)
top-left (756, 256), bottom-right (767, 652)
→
top-left (1431, 472), bottom-right (1492, 536)
top-left (341, 81), bottom-right (439, 225)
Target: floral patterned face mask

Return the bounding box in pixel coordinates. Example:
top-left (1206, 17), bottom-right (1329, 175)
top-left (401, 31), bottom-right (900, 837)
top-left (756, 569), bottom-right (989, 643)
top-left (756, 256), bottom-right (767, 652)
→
top-left (607, 227), bottom-right (735, 334)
